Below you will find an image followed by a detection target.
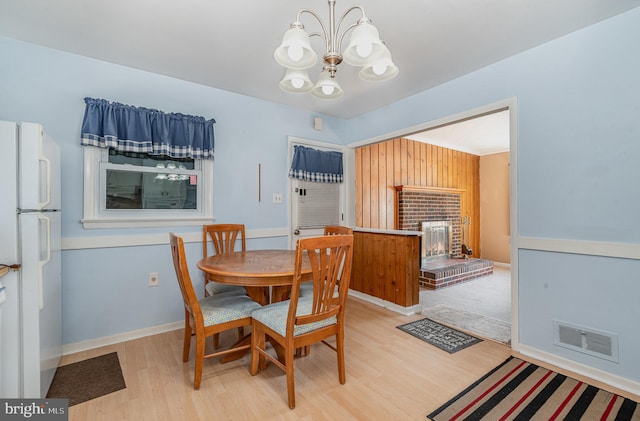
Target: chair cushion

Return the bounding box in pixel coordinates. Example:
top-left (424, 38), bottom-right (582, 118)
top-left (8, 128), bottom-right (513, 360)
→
top-left (199, 294), bottom-right (261, 327)
top-left (298, 282), bottom-right (339, 299)
top-left (205, 281), bottom-right (246, 296)
top-left (298, 282), bottom-right (313, 297)
top-left (251, 298), bottom-right (337, 337)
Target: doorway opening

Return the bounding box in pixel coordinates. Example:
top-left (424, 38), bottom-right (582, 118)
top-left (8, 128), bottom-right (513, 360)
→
top-left (350, 98), bottom-right (516, 346)
top-left (411, 109), bottom-right (511, 344)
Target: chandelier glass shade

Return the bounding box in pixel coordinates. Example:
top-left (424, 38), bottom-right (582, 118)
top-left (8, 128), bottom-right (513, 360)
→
top-left (311, 68), bottom-right (344, 99)
top-left (359, 46), bottom-right (399, 81)
top-left (274, 0), bottom-right (398, 100)
top-left (342, 22), bottom-right (386, 66)
top-left (279, 68), bottom-right (314, 93)
top-left (274, 27), bottom-right (318, 70)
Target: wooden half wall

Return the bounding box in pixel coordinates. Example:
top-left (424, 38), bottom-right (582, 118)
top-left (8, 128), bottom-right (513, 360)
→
top-left (355, 137), bottom-right (480, 257)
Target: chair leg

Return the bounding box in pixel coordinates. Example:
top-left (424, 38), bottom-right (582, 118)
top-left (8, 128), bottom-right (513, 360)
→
top-left (250, 324), bottom-right (264, 376)
top-left (183, 314), bottom-right (191, 362)
top-left (237, 326), bottom-right (245, 340)
top-left (285, 345), bottom-right (296, 409)
top-left (336, 331), bottom-right (346, 384)
top-left (294, 345), bottom-right (310, 357)
top-left (194, 332), bottom-right (205, 390)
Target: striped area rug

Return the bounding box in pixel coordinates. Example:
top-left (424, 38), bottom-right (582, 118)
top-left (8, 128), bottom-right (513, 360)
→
top-left (428, 357), bottom-right (639, 420)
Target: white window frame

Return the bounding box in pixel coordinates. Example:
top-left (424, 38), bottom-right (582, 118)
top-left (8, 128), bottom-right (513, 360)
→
top-left (82, 147), bottom-right (214, 229)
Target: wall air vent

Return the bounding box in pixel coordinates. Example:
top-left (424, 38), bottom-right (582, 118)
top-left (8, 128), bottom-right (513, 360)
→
top-left (553, 320), bottom-right (619, 363)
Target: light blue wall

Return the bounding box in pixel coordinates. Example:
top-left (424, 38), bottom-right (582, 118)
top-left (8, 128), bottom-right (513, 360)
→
top-left (348, 8), bottom-right (640, 382)
top-left (518, 250), bottom-right (640, 381)
top-left (0, 37), bottom-right (347, 344)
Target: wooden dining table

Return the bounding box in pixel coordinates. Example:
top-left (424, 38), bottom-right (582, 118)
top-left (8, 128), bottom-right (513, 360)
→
top-left (197, 249), bottom-right (312, 305)
top-left (197, 249), bottom-right (312, 362)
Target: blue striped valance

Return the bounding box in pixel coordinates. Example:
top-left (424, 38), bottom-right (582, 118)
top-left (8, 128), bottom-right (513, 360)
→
top-left (80, 97), bottom-right (215, 159)
top-left (288, 145), bottom-right (343, 183)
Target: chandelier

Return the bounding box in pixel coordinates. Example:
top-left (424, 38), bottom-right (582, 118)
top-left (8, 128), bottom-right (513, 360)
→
top-left (274, 0), bottom-right (398, 100)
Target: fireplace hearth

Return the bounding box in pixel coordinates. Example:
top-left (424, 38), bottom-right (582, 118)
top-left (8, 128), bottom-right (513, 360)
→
top-left (395, 186), bottom-right (494, 289)
top-left (420, 258), bottom-right (494, 289)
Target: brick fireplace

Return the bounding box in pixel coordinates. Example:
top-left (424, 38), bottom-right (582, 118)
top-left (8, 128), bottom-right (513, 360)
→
top-left (395, 185), bottom-right (493, 289)
top-left (396, 186), bottom-right (462, 259)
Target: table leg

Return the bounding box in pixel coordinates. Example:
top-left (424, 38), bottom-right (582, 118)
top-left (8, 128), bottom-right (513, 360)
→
top-left (244, 286), bottom-right (269, 305)
top-left (271, 285), bottom-right (291, 303)
top-left (220, 334), bottom-right (251, 363)
top-left (219, 333), bottom-right (287, 364)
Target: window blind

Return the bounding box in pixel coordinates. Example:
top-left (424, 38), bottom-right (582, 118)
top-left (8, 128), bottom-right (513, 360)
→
top-left (295, 181), bottom-right (340, 229)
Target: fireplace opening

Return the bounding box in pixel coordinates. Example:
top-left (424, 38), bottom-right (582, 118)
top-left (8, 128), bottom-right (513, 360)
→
top-left (422, 221), bottom-right (453, 263)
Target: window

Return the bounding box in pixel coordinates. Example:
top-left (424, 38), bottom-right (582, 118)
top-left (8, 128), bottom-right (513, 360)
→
top-left (82, 147), bottom-right (213, 229)
top-left (294, 181), bottom-right (341, 229)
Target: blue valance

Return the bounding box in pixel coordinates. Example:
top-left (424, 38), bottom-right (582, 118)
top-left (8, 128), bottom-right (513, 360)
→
top-left (80, 97), bottom-right (215, 159)
top-left (288, 145), bottom-right (343, 183)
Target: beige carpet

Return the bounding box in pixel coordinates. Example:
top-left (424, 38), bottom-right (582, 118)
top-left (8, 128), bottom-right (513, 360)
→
top-left (421, 304), bottom-right (511, 344)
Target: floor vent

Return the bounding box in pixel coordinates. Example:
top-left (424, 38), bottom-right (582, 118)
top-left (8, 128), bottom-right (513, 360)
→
top-left (553, 320), bottom-right (619, 363)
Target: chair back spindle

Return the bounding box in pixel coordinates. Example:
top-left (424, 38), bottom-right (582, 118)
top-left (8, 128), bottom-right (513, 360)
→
top-left (203, 223), bottom-right (246, 257)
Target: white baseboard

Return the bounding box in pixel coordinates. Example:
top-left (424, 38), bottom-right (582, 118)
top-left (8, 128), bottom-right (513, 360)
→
top-left (348, 290), bottom-right (421, 316)
top-left (515, 343), bottom-right (640, 398)
top-left (493, 262), bottom-right (511, 268)
top-left (62, 320), bottom-right (183, 356)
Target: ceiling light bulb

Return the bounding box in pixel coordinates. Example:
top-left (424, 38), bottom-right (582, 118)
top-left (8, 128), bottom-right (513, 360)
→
top-left (372, 63), bottom-right (387, 75)
top-left (356, 42), bottom-right (373, 58)
top-left (288, 44), bottom-right (303, 62)
top-left (291, 77), bottom-right (304, 89)
top-left (322, 85), bottom-right (335, 96)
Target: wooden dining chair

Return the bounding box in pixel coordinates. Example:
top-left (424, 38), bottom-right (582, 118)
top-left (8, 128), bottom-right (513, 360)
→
top-left (203, 224), bottom-right (248, 297)
top-left (299, 225), bottom-right (352, 298)
top-left (297, 225), bottom-right (354, 355)
top-left (250, 234), bottom-right (354, 409)
top-left (169, 233), bottom-right (261, 390)
top-left (323, 225), bottom-right (353, 236)
top-left (203, 224), bottom-right (249, 347)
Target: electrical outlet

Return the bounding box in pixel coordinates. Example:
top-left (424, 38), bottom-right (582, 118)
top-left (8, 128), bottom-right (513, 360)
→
top-left (273, 193), bottom-right (283, 203)
top-left (148, 272), bottom-right (159, 287)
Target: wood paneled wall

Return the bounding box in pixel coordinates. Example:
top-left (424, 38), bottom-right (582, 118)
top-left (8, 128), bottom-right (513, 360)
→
top-left (355, 138), bottom-right (481, 257)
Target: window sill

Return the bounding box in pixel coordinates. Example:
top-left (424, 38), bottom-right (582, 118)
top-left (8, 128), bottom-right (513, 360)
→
top-left (81, 217), bottom-right (214, 229)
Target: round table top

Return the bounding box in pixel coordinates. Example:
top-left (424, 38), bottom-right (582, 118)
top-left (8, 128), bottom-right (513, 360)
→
top-left (197, 249), bottom-right (311, 287)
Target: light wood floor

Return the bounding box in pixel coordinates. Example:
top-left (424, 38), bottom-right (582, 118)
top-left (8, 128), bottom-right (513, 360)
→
top-left (62, 297), bottom-right (635, 420)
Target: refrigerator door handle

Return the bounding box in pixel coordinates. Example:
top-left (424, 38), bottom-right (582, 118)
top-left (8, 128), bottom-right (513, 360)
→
top-left (38, 153), bottom-right (52, 209)
top-left (38, 214), bottom-right (51, 310)
top-left (0, 264), bottom-right (22, 270)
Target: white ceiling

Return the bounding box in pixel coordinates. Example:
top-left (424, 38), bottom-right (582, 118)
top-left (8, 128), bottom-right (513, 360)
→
top-left (406, 110), bottom-right (510, 155)
top-left (1, 1), bottom-right (638, 150)
top-left (2, 1), bottom-right (638, 121)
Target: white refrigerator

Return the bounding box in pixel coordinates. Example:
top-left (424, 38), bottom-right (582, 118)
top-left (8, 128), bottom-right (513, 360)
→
top-left (0, 121), bottom-right (62, 398)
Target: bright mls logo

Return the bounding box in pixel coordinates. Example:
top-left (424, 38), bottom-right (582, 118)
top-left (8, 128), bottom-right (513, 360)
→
top-left (1, 399), bottom-right (68, 420)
